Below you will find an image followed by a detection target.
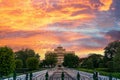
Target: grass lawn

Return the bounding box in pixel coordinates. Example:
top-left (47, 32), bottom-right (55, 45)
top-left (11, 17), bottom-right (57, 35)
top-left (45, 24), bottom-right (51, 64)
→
top-left (76, 68), bottom-right (120, 79)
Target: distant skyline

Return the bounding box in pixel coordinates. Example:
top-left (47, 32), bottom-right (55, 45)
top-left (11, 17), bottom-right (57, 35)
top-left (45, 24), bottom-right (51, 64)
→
top-left (0, 0), bottom-right (120, 59)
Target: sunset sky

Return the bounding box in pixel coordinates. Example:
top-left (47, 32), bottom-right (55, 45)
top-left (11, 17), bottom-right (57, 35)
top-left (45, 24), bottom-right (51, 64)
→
top-left (0, 0), bottom-right (120, 59)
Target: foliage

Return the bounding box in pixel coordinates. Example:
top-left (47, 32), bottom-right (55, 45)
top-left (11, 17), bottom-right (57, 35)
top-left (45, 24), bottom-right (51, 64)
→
top-left (99, 63), bottom-right (104, 68)
top-left (76, 68), bottom-right (120, 79)
top-left (89, 54), bottom-right (103, 68)
top-left (15, 68), bottom-right (29, 73)
top-left (106, 61), bottom-right (114, 72)
top-left (26, 57), bottom-right (39, 70)
top-left (15, 48), bottom-right (40, 68)
top-left (86, 58), bottom-right (94, 68)
top-left (96, 68), bottom-right (108, 72)
top-left (81, 58), bottom-right (93, 68)
top-left (103, 40), bottom-right (120, 71)
top-left (113, 49), bottom-right (120, 72)
top-left (40, 60), bottom-right (47, 68)
top-left (0, 46), bottom-right (15, 76)
top-left (15, 59), bottom-right (23, 69)
top-left (79, 41), bottom-right (120, 72)
top-left (104, 40), bottom-right (120, 61)
top-left (81, 54), bottom-right (103, 69)
top-left (63, 53), bottom-right (79, 68)
top-left (45, 53), bottom-right (57, 67)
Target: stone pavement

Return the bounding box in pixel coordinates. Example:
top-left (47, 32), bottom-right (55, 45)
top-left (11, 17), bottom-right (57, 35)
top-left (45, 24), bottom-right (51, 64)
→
top-left (3, 67), bottom-right (120, 80)
top-left (33, 67), bottom-right (92, 80)
top-left (49, 68), bottom-right (75, 80)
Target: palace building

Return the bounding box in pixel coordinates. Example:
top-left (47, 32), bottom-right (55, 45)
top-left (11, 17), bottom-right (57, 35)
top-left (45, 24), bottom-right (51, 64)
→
top-left (45, 46), bottom-right (75, 65)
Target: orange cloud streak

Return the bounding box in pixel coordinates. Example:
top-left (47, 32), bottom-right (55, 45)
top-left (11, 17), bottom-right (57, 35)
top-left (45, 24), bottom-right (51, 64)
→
top-left (0, 0), bottom-right (113, 59)
top-left (100, 0), bottom-right (113, 11)
top-left (0, 32), bottom-right (61, 59)
top-left (0, 0), bottom-right (112, 30)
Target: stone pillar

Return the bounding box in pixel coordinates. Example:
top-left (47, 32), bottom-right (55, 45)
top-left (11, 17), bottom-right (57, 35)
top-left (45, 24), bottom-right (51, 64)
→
top-left (13, 71), bottom-right (16, 80)
top-left (61, 72), bottom-right (64, 80)
top-left (26, 73), bottom-right (28, 80)
top-left (93, 72), bottom-right (98, 80)
top-left (45, 72), bottom-right (49, 80)
top-left (109, 74), bottom-right (112, 80)
top-left (77, 72), bottom-right (80, 80)
top-left (30, 72), bottom-right (33, 80)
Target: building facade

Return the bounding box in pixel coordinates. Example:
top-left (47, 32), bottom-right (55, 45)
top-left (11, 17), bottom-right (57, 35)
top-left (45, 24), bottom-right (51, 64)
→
top-left (45, 46), bottom-right (75, 65)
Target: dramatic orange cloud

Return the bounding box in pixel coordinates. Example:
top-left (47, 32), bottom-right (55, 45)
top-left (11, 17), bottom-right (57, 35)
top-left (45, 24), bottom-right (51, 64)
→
top-left (99, 0), bottom-right (113, 11)
top-left (0, 0), bottom-right (112, 30)
top-left (0, 0), bottom-right (114, 59)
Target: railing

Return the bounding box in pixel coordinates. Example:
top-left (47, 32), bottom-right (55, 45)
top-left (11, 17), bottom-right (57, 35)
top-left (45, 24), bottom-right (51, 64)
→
top-left (64, 68), bottom-right (120, 80)
top-left (2, 68), bottom-right (120, 80)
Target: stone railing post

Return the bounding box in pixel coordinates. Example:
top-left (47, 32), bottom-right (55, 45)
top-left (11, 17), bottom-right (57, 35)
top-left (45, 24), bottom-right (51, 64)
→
top-left (45, 72), bottom-right (49, 80)
top-left (13, 71), bottom-right (16, 80)
top-left (26, 73), bottom-right (28, 80)
top-left (30, 72), bottom-right (33, 80)
top-left (77, 72), bottom-right (80, 80)
top-left (93, 72), bottom-right (98, 80)
top-left (109, 74), bottom-right (112, 80)
top-left (61, 72), bottom-right (64, 80)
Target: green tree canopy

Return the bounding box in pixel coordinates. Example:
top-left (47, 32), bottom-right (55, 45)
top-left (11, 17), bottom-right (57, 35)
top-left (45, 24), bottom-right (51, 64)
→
top-left (104, 40), bottom-right (120, 61)
top-left (113, 49), bottom-right (120, 72)
top-left (26, 57), bottom-right (39, 70)
top-left (45, 53), bottom-right (57, 67)
top-left (81, 54), bottom-right (103, 69)
top-left (0, 46), bottom-right (15, 76)
top-left (15, 48), bottom-right (40, 68)
top-left (15, 59), bottom-right (23, 69)
top-left (63, 53), bottom-right (79, 68)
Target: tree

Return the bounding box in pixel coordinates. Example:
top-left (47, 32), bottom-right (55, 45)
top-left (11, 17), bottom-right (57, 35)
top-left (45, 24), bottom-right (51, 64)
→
top-left (88, 54), bottom-right (103, 68)
top-left (45, 53), bottom-right (57, 67)
top-left (104, 40), bottom-right (120, 61)
top-left (81, 57), bottom-right (94, 69)
top-left (0, 46), bottom-right (15, 76)
top-left (40, 60), bottom-right (48, 68)
top-left (15, 48), bottom-right (40, 68)
top-left (15, 59), bottom-right (23, 69)
top-left (106, 61), bottom-right (114, 72)
top-left (26, 57), bottom-right (39, 70)
top-left (113, 49), bottom-right (120, 72)
top-left (63, 54), bottom-right (79, 68)
top-left (81, 54), bottom-right (103, 69)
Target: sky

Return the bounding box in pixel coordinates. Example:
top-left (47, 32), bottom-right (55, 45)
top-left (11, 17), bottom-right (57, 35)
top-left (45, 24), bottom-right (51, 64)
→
top-left (0, 0), bottom-right (120, 59)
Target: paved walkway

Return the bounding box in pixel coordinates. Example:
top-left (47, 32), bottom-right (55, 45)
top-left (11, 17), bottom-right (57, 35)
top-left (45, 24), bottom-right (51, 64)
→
top-left (32, 67), bottom-right (92, 80)
top-left (4, 67), bottom-right (120, 80)
top-left (49, 68), bottom-right (75, 80)
top-left (47, 68), bottom-right (120, 80)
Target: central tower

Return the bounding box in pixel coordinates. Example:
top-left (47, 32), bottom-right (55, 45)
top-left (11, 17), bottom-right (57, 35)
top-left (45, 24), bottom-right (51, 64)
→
top-left (46, 46), bottom-right (75, 66)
